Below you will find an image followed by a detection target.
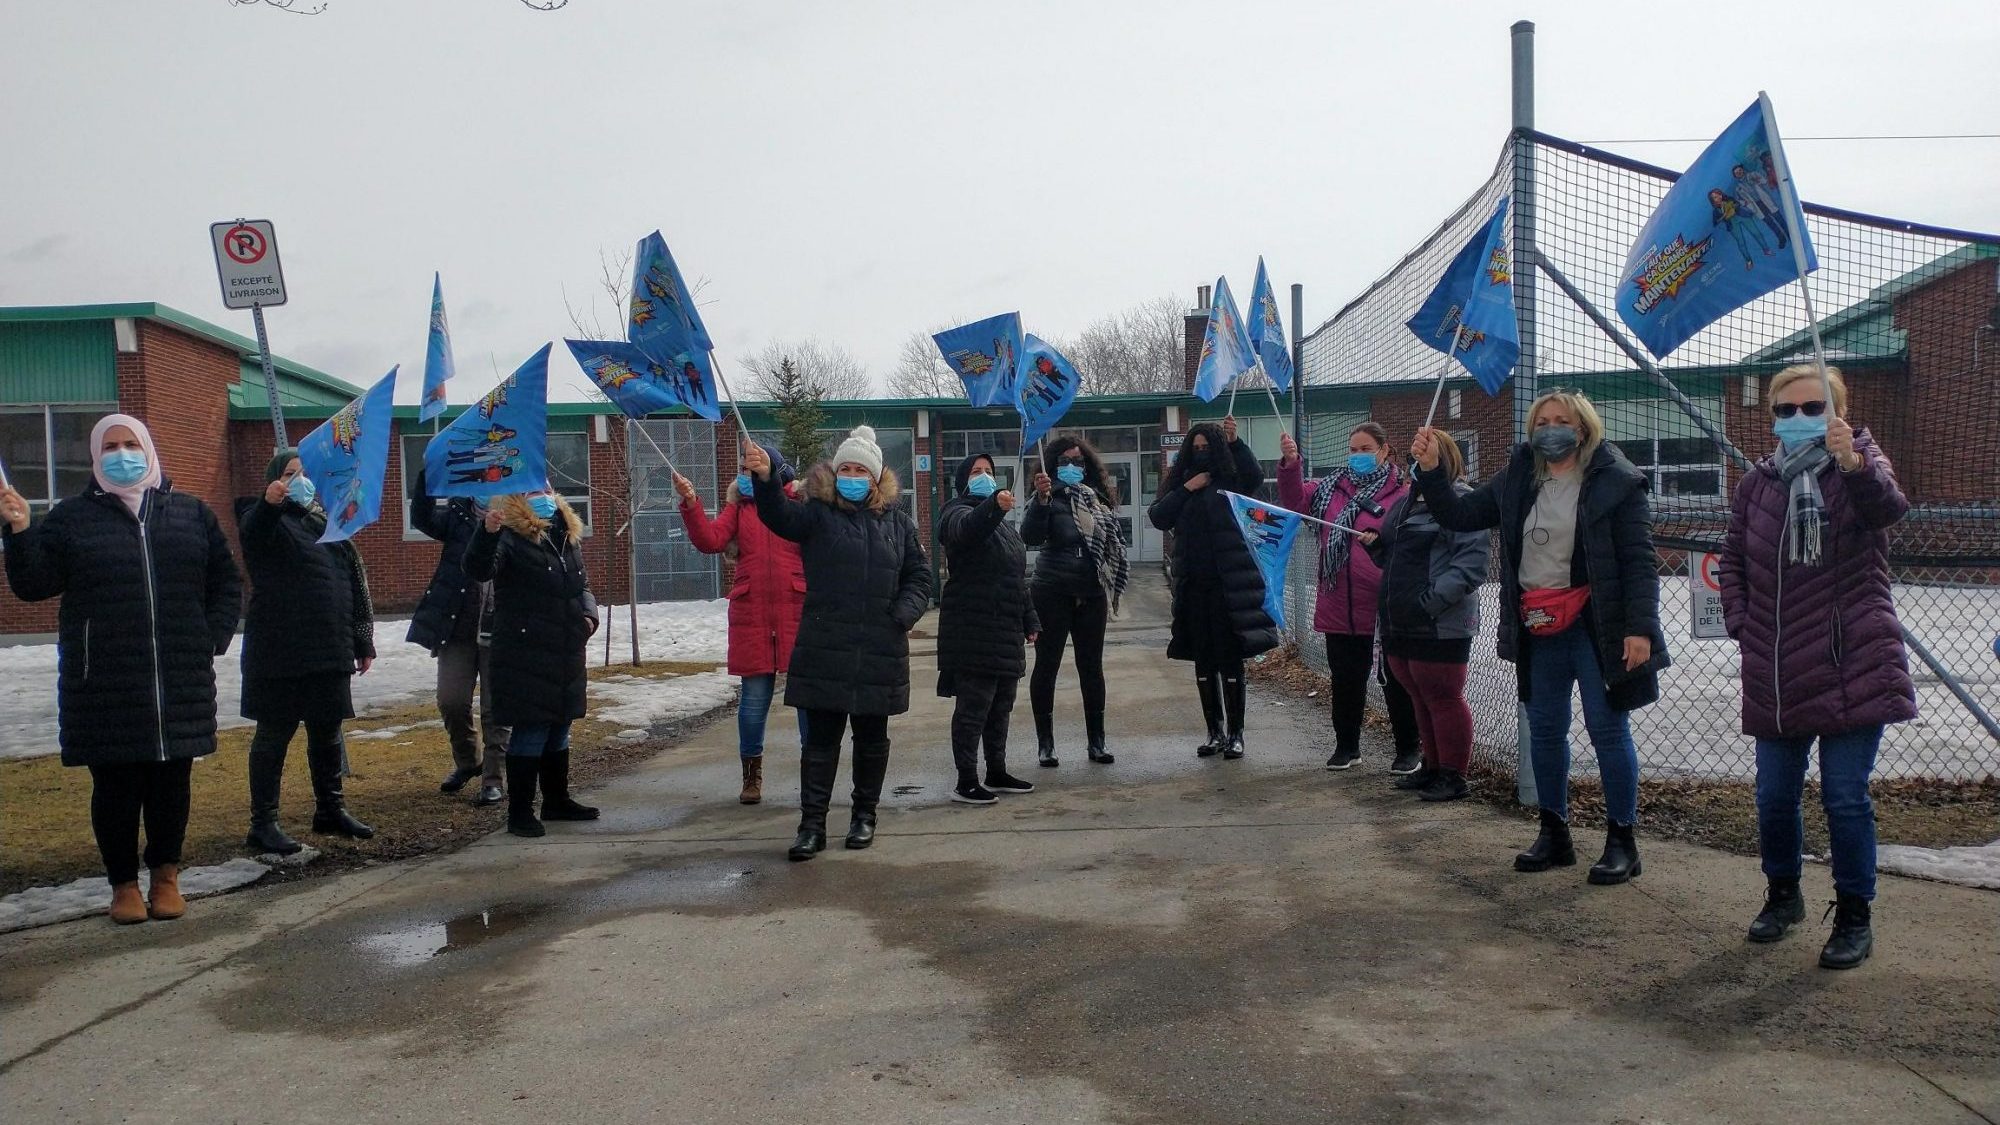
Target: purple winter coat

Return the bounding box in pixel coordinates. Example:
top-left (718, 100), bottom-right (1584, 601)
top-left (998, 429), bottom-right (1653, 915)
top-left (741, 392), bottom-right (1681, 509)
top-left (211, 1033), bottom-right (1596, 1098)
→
top-left (1719, 428), bottom-right (1917, 739)
top-left (1276, 459), bottom-right (1409, 635)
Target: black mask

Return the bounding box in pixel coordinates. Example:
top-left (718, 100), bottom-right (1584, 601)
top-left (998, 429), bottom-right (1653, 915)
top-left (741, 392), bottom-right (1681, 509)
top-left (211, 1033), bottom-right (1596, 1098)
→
top-left (1186, 449), bottom-right (1211, 471)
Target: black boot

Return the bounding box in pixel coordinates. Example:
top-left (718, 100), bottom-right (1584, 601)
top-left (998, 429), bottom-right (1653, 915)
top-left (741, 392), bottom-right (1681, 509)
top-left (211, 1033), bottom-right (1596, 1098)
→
top-left (1085, 710), bottom-right (1113, 764)
top-left (504, 755), bottom-right (544, 837)
top-left (1220, 673), bottom-right (1246, 760)
top-left (307, 736), bottom-right (374, 839)
top-left (1747, 878), bottom-right (1805, 943)
top-left (789, 745), bottom-right (838, 861)
top-left (1588, 822), bottom-right (1642, 885)
top-left (1393, 763), bottom-right (1438, 792)
top-left (1418, 767), bottom-right (1468, 802)
top-left (1514, 808), bottom-right (1576, 872)
top-left (1819, 893), bottom-right (1873, 970)
top-left (244, 748), bottom-right (302, 856)
top-left (1034, 711), bottom-right (1059, 768)
top-left (538, 750), bottom-right (599, 821)
top-left (846, 740), bottom-right (890, 849)
top-left (1195, 674), bottom-right (1225, 757)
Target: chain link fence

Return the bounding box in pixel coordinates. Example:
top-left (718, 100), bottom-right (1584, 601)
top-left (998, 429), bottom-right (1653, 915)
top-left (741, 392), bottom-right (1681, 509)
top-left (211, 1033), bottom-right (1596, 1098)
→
top-left (1284, 134), bottom-right (2000, 782)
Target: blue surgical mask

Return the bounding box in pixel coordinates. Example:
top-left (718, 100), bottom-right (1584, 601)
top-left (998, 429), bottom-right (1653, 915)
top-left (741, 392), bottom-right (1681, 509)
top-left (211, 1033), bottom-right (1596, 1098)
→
top-left (528, 495), bottom-right (559, 520)
top-left (966, 473), bottom-right (997, 498)
top-left (735, 473), bottom-right (754, 496)
top-left (836, 476), bottom-right (871, 502)
top-left (286, 474), bottom-right (317, 507)
top-left (1055, 464), bottom-right (1086, 487)
top-left (1347, 452), bottom-right (1378, 476)
top-left (100, 450), bottom-right (149, 486)
top-left (1772, 413), bottom-right (1827, 449)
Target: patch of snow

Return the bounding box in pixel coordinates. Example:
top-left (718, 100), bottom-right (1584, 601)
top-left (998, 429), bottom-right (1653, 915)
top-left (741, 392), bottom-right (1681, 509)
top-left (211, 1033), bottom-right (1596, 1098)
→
top-left (0, 857), bottom-right (271, 933)
top-left (612, 728), bottom-right (650, 742)
top-left (1876, 840), bottom-right (2000, 891)
top-left (347, 720), bottom-right (443, 742)
top-left (591, 670), bottom-right (738, 732)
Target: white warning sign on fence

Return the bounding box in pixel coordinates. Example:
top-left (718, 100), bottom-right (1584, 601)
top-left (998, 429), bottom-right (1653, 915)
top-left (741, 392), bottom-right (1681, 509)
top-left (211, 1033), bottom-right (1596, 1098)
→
top-left (1690, 551), bottom-right (1729, 640)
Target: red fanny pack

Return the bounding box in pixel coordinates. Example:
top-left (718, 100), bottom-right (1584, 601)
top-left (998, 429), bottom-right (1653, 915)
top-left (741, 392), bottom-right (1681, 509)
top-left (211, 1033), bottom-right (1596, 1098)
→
top-left (1520, 587), bottom-right (1591, 636)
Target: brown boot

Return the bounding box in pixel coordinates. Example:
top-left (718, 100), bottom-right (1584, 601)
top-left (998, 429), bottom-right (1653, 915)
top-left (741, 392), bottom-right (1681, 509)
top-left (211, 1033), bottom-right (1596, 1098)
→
top-left (108, 881), bottom-right (148, 925)
top-left (147, 865), bottom-right (186, 921)
top-left (739, 756), bottom-right (763, 805)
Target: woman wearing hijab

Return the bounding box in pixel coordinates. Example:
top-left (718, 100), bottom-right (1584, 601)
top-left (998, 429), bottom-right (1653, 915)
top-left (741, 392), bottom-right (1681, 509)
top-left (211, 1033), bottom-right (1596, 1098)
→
top-left (936, 452), bottom-right (1040, 804)
top-left (1021, 434), bottom-right (1129, 766)
top-left (236, 449), bottom-right (377, 855)
top-left (1, 415), bottom-right (242, 924)
top-left (676, 444), bottom-right (808, 805)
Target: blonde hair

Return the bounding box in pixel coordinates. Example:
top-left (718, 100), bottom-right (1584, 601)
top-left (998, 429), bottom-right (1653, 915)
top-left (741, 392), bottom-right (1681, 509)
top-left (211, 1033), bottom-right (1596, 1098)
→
top-left (1527, 389), bottom-right (1604, 473)
top-left (1431, 430), bottom-right (1467, 482)
top-left (1768, 363), bottom-right (1847, 417)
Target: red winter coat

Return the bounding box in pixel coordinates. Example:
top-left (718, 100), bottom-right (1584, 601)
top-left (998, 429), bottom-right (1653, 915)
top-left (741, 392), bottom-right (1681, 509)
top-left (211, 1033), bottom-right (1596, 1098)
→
top-left (1719, 428), bottom-right (1917, 739)
top-left (1277, 459), bottom-right (1409, 636)
top-left (682, 483), bottom-right (806, 677)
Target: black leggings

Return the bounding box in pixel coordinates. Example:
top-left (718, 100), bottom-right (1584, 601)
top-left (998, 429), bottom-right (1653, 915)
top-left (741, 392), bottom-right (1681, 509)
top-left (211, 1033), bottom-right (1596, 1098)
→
top-left (1324, 633), bottom-right (1419, 756)
top-left (950, 674), bottom-right (1018, 781)
top-left (88, 759), bottom-right (194, 886)
top-left (1030, 588), bottom-right (1107, 717)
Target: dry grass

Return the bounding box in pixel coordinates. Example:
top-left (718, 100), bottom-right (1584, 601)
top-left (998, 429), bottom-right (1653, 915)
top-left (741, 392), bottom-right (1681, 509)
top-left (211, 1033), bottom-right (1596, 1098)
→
top-left (1249, 643), bottom-right (2000, 854)
top-left (0, 662), bottom-right (720, 896)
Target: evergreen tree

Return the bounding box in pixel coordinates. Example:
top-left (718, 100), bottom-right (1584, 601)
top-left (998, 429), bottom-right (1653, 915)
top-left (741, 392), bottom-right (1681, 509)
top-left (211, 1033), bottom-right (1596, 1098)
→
top-left (770, 357), bottom-right (826, 471)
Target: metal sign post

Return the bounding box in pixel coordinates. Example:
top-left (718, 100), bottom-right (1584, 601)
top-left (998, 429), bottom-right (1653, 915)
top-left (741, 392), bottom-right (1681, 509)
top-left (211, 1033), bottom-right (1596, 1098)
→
top-left (210, 219), bottom-right (290, 448)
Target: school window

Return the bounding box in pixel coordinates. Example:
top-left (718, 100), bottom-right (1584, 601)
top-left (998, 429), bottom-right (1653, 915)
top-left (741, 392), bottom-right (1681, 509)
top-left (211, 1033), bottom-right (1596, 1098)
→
top-left (1449, 430), bottom-right (1480, 481)
top-left (0, 404), bottom-right (114, 516)
top-left (1597, 398), bottom-right (1726, 497)
top-left (398, 429), bottom-right (591, 537)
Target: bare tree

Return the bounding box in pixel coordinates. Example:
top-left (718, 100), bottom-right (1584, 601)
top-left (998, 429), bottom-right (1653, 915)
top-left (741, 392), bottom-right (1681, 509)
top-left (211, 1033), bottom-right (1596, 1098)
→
top-left (563, 245), bottom-right (635, 343)
top-left (741, 338), bottom-right (872, 400)
top-left (1054, 294), bottom-right (1186, 396)
top-left (886, 327), bottom-right (961, 398)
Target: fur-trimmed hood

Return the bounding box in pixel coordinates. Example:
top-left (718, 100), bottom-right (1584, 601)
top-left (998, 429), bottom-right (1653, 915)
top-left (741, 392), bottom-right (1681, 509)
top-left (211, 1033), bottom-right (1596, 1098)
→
top-left (494, 493), bottom-right (584, 542)
top-left (804, 463), bottom-right (901, 513)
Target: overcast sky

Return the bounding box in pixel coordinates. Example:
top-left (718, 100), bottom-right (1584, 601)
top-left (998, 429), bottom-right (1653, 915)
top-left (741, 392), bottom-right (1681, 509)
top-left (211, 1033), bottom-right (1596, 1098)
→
top-left (3, 0), bottom-right (1994, 403)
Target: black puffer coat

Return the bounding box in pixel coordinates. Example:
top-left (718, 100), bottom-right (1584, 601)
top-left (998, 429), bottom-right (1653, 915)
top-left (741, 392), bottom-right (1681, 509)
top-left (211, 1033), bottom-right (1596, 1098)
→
top-left (2, 481), bottom-right (242, 767)
top-left (1417, 441), bottom-right (1669, 711)
top-left (1148, 439), bottom-right (1281, 662)
top-left (465, 499), bottom-right (597, 726)
top-left (406, 477), bottom-right (488, 653)
top-left (1021, 489), bottom-right (1098, 596)
top-left (936, 455), bottom-right (1040, 685)
top-left (755, 465), bottom-right (932, 716)
top-left (236, 497), bottom-right (375, 683)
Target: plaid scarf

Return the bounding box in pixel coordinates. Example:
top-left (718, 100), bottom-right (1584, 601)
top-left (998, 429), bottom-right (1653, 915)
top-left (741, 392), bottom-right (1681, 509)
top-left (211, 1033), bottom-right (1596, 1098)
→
top-left (1772, 439), bottom-right (1832, 566)
top-left (1066, 485), bottom-right (1130, 616)
top-left (1308, 462), bottom-right (1392, 588)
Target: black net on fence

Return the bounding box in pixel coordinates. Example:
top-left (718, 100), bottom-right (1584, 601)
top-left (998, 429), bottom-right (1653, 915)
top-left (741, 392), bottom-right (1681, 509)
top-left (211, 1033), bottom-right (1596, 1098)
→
top-left (1287, 133), bottom-right (2000, 783)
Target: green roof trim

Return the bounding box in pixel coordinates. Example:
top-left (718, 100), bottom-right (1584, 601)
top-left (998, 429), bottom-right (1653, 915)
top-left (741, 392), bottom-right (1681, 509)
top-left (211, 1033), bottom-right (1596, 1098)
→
top-left (1745, 243), bottom-right (1998, 364)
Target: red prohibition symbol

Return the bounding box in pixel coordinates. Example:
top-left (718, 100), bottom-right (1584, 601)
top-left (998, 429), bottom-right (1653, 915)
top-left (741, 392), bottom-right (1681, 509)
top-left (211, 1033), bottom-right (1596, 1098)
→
top-left (1700, 551), bottom-right (1722, 592)
top-left (223, 224), bottom-right (267, 265)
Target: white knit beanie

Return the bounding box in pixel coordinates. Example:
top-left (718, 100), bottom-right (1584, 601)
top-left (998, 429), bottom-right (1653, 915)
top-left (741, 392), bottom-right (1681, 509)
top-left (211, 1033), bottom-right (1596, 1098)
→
top-left (833, 424), bottom-right (884, 479)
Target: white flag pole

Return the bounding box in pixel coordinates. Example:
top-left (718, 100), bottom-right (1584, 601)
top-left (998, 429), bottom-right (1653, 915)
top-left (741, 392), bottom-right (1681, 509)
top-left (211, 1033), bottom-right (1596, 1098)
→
top-left (1420, 348), bottom-right (1458, 430)
top-left (705, 349), bottom-right (754, 451)
top-left (1224, 492), bottom-right (1361, 536)
top-left (0, 452), bottom-right (11, 492)
top-left (1759, 91), bottom-right (1833, 405)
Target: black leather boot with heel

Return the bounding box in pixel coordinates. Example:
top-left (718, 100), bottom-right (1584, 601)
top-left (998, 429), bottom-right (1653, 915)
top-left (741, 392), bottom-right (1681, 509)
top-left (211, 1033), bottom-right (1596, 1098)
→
top-left (1587, 822), bottom-right (1642, 885)
top-left (244, 747), bottom-right (303, 855)
top-left (846, 740), bottom-right (891, 848)
top-left (1514, 808), bottom-right (1576, 872)
top-left (789, 745), bottom-right (838, 860)
top-left (1034, 710), bottom-right (1059, 768)
top-left (1085, 710), bottom-right (1113, 764)
top-left (505, 754), bottom-right (544, 838)
top-left (307, 737), bottom-right (374, 839)
top-left (1194, 674), bottom-right (1225, 757)
top-left (1220, 673), bottom-right (1247, 760)
top-left (1819, 893), bottom-right (1873, 970)
top-left (1746, 877), bottom-right (1805, 943)
top-left (538, 750), bottom-right (600, 821)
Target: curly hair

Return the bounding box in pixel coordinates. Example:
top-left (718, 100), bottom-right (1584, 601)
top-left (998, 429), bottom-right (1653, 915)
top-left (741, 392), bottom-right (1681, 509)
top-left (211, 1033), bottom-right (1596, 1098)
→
top-left (1038, 434), bottom-right (1118, 505)
top-left (1163, 422), bottom-right (1238, 490)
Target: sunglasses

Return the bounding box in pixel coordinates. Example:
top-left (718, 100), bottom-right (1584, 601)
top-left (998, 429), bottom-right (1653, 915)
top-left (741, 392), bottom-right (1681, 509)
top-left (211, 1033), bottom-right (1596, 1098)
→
top-left (1056, 455), bottom-right (1087, 467)
top-left (1771, 401), bottom-right (1827, 419)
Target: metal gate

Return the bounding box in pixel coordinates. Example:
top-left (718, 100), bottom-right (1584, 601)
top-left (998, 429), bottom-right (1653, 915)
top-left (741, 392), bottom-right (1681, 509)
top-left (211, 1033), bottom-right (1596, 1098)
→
top-left (630, 419), bottom-right (719, 602)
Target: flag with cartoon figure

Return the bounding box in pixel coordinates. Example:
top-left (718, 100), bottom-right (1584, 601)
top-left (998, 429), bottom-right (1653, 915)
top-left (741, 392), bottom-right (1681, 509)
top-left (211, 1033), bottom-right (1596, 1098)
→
top-left (932, 312), bottom-right (1025, 408)
top-left (424, 344), bottom-right (552, 499)
top-left (629, 231), bottom-right (712, 355)
top-left (1616, 99), bottom-right (1817, 358)
top-left (1016, 334), bottom-right (1081, 448)
top-left (564, 338), bottom-right (722, 422)
top-left (419, 273), bottom-right (454, 422)
top-left (1246, 257), bottom-right (1294, 393)
top-left (1192, 276), bottom-right (1256, 402)
top-left (1405, 197), bottom-right (1519, 395)
top-left (296, 367), bottom-right (397, 543)
top-left (1223, 491), bottom-right (1304, 631)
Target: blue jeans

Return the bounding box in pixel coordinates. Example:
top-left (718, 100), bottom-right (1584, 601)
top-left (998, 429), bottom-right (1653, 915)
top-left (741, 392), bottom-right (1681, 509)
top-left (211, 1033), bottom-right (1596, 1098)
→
top-left (1755, 726), bottom-right (1881, 900)
top-left (1524, 621), bottom-right (1639, 824)
top-left (737, 674), bottom-right (806, 759)
top-left (508, 721), bottom-right (572, 759)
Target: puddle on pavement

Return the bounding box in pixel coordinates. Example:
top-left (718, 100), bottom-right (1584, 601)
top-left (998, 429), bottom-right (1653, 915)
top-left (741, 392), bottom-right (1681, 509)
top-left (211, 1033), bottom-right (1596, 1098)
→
top-left (355, 905), bottom-right (543, 967)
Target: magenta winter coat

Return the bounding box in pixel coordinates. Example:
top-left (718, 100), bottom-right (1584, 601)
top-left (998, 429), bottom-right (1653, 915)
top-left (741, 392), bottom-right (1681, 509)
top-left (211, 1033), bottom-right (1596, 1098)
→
top-left (1277, 459), bottom-right (1408, 635)
top-left (1719, 428), bottom-right (1917, 739)
top-left (682, 483), bottom-right (807, 678)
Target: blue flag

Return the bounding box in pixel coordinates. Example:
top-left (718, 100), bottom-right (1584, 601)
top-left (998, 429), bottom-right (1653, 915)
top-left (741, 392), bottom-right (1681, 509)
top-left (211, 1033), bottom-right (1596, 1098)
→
top-left (932, 312), bottom-right (1025, 408)
top-left (1246, 257), bottom-right (1294, 393)
top-left (424, 344), bottom-right (552, 499)
top-left (1192, 276), bottom-right (1256, 402)
top-left (629, 231), bottom-right (712, 356)
top-left (296, 367), bottom-right (397, 544)
top-left (564, 338), bottom-right (723, 422)
top-left (1224, 491), bottom-right (1304, 632)
top-left (1017, 334), bottom-right (1081, 449)
top-left (419, 273), bottom-right (454, 423)
top-left (1404, 197), bottom-right (1519, 395)
top-left (1617, 98), bottom-right (1817, 358)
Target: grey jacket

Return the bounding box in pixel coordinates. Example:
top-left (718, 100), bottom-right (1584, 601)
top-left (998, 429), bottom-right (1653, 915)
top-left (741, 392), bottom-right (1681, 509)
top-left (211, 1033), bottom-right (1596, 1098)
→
top-left (1366, 484), bottom-right (1488, 644)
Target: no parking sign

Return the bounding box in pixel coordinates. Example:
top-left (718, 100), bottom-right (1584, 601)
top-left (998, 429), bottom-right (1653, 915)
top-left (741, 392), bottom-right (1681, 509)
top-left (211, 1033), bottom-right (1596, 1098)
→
top-left (1690, 551), bottom-right (1728, 640)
